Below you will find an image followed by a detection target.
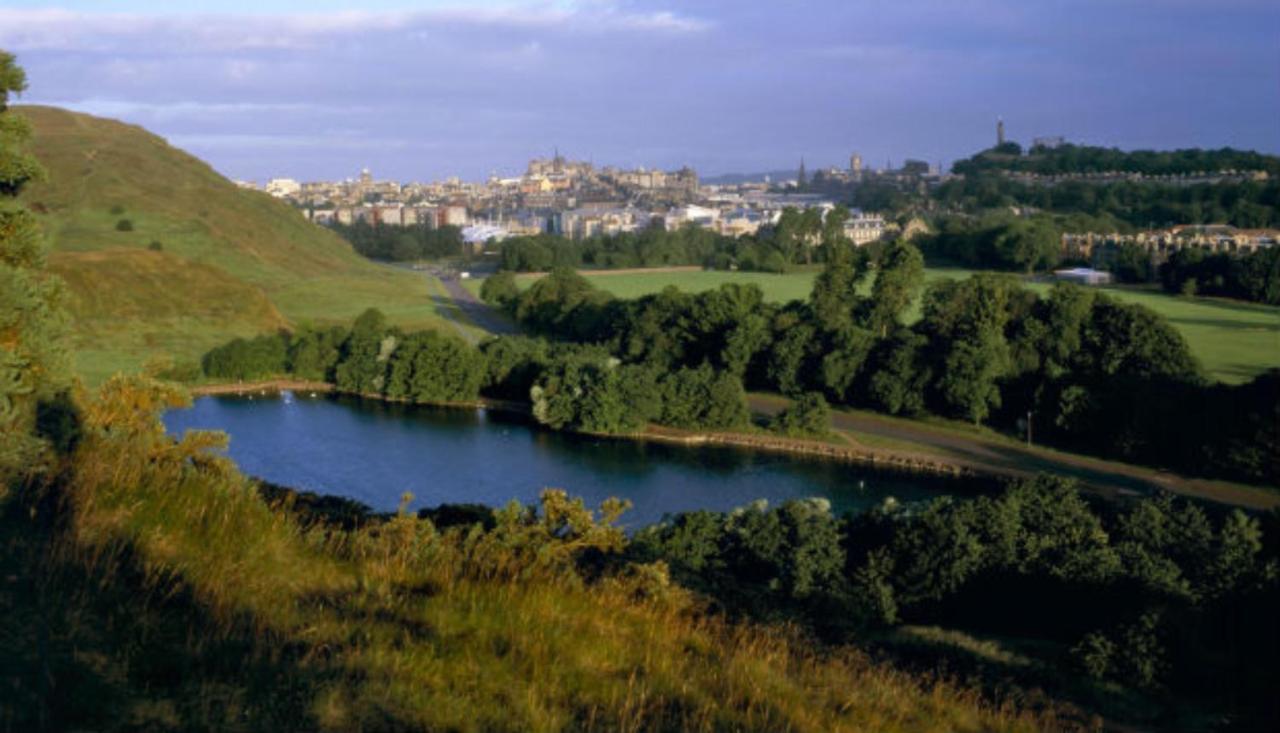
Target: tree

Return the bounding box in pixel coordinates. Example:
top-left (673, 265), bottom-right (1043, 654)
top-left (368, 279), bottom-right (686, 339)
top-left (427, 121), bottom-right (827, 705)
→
top-left (810, 241), bottom-right (869, 334)
top-left (335, 308), bottom-right (394, 394)
top-left (865, 239), bottom-right (925, 337)
top-left (480, 271), bottom-right (520, 307)
top-left (770, 393), bottom-right (830, 437)
top-left (866, 329), bottom-right (930, 415)
top-left (0, 51), bottom-right (72, 483)
top-left (991, 218), bottom-right (1059, 273)
top-left (658, 365), bottom-right (749, 431)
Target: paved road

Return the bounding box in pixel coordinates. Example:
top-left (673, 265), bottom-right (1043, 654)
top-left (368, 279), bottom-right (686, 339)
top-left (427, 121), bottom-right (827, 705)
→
top-left (432, 280), bottom-right (1278, 510)
top-left (751, 394), bottom-right (1279, 510)
top-left (438, 276), bottom-right (519, 336)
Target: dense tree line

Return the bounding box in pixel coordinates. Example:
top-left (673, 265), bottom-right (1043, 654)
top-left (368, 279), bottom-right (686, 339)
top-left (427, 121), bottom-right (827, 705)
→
top-left (200, 311), bottom-right (754, 436)
top-left (330, 220), bottom-right (464, 261)
top-left (933, 175), bottom-right (1280, 229)
top-left (952, 143), bottom-right (1280, 177)
top-left (484, 243), bottom-right (1278, 485)
top-left (918, 212), bottom-right (1065, 272)
top-left (630, 476), bottom-right (1280, 727)
top-left (497, 208), bottom-right (855, 274)
top-left (1158, 246), bottom-right (1280, 304)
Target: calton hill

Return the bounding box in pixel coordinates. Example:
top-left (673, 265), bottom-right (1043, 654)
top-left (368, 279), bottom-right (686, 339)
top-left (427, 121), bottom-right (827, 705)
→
top-left (3, 45), bottom-right (1280, 733)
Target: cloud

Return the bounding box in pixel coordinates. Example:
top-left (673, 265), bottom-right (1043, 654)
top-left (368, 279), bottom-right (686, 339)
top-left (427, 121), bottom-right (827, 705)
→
top-left (28, 98), bottom-right (342, 121)
top-left (0, 5), bottom-right (710, 53)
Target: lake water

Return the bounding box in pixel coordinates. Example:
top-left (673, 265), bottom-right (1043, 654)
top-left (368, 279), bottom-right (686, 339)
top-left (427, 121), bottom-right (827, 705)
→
top-left (164, 392), bottom-right (976, 527)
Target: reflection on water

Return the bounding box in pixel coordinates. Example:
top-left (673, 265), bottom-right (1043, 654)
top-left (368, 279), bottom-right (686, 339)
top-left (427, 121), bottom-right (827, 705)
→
top-left (164, 392), bottom-right (981, 527)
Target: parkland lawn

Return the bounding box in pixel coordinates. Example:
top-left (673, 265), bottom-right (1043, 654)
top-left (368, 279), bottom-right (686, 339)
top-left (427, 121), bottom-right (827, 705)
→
top-left (465, 267), bottom-right (1279, 384)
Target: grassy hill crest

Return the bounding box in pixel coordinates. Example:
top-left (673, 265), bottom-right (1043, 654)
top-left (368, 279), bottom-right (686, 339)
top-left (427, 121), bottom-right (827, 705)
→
top-left (15, 105), bottom-right (444, 383)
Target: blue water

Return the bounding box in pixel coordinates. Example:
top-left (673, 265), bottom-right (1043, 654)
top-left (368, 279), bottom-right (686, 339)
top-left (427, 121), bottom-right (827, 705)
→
top-left (164, 392), bottom-right (970, 527)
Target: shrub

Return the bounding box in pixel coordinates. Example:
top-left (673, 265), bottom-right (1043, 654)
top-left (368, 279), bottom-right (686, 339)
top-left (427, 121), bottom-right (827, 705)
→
top-left (770, 392), bottom-right (831, 437)
top-left (480, 270), bottom-right (519, 306)
top-left (148, 240), bottom-right (163, 251)
top-left (115, 218), bottom-right (134, 232)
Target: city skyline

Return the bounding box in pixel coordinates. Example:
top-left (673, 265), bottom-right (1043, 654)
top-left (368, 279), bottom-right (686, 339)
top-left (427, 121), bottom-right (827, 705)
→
top-left (3, 1), bottom-right (1277, 181)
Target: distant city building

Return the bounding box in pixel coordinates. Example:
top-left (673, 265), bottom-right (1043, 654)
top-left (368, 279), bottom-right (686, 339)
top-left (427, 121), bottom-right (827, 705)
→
top-left (1032, 136), bottom-right (1066, 150)
top-left (997, 117), bottom-right (1006, 146)
top-left (265, 178), bottom-right (301, 198)
top-left (1053, 267), bottom-right (1113, 286)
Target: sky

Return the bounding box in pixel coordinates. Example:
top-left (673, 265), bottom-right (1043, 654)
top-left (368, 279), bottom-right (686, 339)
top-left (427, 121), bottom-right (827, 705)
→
top-left (1, 0), bottom-right (1277, 182)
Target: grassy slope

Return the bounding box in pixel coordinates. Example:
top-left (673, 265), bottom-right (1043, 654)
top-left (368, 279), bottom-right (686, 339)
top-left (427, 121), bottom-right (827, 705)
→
top-left (16, 105), bottom-right (447, 384)
top-left (0, 377), bottom-right (1047, 732)
top-left (470, 267), bottom-right (1279, 383)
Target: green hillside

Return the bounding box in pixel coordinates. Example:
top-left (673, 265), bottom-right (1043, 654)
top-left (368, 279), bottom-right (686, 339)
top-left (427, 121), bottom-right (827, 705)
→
top-left (15, 105), bottom-right (445, 383)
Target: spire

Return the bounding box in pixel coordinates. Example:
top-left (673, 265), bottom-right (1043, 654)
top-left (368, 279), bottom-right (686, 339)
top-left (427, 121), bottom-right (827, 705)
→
top-left (797, 157), bottom-right (807, 187)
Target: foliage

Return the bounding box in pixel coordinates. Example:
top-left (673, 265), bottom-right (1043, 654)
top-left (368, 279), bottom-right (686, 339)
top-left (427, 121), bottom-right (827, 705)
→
top-left (329, 220), bottom-right (464, 261)
top-left (638, 474), bottom-right (1280, 723)
top-left (770, 392), bottom-right (831, 437)
top-left (920, 213), bottom-right (1061, 272)
top-left (952, 143), bottom-right (1280, 177)
top-left (0, 371), bottom-right (1050, 732)
top-left (1159, 246), bottom-right (1280, 305)
top-left (0, 52), bottom-right (70, 484)
top-left (200, 332), bottom-right (289, 381)
top-left (478, 269), bottom-right (519, 306)
top-left (496, 209), bottom-right (862, 275)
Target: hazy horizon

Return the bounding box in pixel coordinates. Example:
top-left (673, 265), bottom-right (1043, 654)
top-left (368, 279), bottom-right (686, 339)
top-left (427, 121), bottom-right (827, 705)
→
top-left (4, 1), bottom-right (1277, 182)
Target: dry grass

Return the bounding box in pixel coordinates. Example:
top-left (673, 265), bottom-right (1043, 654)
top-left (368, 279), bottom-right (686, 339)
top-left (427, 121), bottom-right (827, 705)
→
top-left (0, 375), bottom-right (1057, 732)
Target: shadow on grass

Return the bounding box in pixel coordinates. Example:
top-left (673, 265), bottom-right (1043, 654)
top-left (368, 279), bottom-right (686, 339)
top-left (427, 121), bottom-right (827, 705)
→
top-left (0, 501), bottom-right (340, 733)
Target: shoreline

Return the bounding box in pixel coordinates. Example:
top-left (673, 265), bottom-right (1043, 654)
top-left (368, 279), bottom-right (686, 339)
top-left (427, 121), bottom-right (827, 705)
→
top-left (185, 379), bottom-right (977, 481)
top-left (183, 379), bottom-right (1278, 510)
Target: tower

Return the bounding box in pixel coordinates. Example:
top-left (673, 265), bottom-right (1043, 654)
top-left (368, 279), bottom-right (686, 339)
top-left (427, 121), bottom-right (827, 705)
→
top-left (797, 157), bottom-right (807, 187)
top-left (997, 117), bottom-right (1005, 146)
top-left (849, 153), bottom-right (863, 177)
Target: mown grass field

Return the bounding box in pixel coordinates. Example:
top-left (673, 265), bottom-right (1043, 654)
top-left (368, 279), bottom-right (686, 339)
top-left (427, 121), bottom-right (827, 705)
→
top-left (18, 105), bottom-right (450, 384)
top-left (468, 267), bottom-right (1279, 384)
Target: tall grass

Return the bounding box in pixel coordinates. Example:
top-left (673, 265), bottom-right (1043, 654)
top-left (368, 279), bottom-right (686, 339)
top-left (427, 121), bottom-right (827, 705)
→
top-left (2, 375), bottom-right (1056, 732)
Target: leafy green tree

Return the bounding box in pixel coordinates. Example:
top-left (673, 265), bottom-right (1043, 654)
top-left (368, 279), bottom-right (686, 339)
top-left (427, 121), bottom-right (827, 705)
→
top-left (287, 325), bottom-right (345, 381)
top-left (0, 51), bottom-right (71, 483)
top-left (865, 329), bottom-right (930, 416)
top-left (403, 331), bottom-right (485, 402)
top-left (817, 326), bottom-right (875, 403)
top-left (765, 317), bottom-right (817, 397)
top-left (810, 241), bottom-right (869, 334)
top-left (658, 364), bottom-right (749, 431)
top-left (530, 353), bottom-right (639, 434)
top-left (479, 336), bottom-right (550, 401)
top-left (335, 308), bottom-right (394, 394)
top-left (1078, 296), bottom-right (1200, 380)
top-left (769, 392), bottom-right (830, 437)
top-left (864, 239), bottom-right (925, 337)
top-left (992, 218), bottom-right (1059, 273)
top-left (480, 271), bottom-right (519, 307)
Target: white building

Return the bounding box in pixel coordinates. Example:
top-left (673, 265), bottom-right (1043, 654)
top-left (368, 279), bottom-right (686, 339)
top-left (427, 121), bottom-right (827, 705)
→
top-left (1053, 267), bottom-right (1113, 286)
top-left (264, 178), bottom-right (301, 198)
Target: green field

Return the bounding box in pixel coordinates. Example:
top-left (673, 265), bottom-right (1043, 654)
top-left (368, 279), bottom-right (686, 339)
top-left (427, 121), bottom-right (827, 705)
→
top-left (18, 105), bottom-right (450, 384)
top-left (467, 267), bottom-right (1278, 384)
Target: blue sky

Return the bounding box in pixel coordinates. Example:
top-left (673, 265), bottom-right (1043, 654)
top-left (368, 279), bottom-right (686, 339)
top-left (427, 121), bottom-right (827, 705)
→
top-left (2, 1), bottom-right (1276, 182)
